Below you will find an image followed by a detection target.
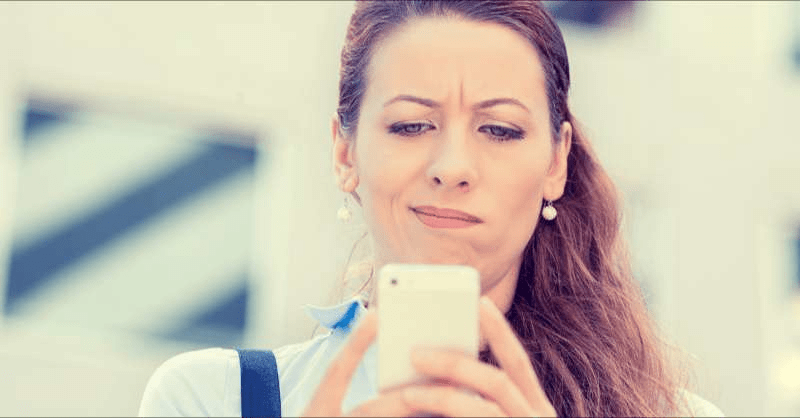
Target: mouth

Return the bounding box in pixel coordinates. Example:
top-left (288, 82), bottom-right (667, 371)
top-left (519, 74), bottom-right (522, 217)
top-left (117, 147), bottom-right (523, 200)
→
top-left (410, 205), bottom-right (483, 227)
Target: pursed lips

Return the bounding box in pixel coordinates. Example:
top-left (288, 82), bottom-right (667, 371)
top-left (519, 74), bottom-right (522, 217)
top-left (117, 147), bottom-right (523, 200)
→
top-left (411, 206), bottom-right (483, 223)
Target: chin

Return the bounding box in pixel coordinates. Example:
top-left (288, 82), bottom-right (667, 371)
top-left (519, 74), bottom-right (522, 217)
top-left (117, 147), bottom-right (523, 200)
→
top-left (380, 246), bottom-right (474, 267)
top-left (413, 254), bottom-right (473, 266)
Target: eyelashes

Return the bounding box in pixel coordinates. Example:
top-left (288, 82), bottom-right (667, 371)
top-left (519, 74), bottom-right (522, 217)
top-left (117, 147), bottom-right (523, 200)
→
top-left (388, 122), bottom-right (526, 141)
top-left (388, 122), bottom-right (434, 136)
top-left (477, 125), bottom-right (525, 141)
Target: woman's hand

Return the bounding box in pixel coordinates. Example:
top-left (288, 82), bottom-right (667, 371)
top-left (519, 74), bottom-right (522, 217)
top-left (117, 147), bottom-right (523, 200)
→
top-left (301, 310), bottom-right (429, 417)
top-left (394, 297), bottom-right (557, 417)
top-left (302, 297), bottom-right (557, 417)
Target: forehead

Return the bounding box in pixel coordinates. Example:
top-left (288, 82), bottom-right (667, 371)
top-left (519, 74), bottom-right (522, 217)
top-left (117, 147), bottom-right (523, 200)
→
top-left (365, 17), bottom-right (547, 108)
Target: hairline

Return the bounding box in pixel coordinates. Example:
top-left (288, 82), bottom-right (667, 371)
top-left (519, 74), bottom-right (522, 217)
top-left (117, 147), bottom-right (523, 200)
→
top-left (347, 13), bottom-right (558, 142)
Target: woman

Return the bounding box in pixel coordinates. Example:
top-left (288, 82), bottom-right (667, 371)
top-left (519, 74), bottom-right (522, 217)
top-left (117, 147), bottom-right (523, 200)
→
top-left (139, 1), bottom-right (724, 416)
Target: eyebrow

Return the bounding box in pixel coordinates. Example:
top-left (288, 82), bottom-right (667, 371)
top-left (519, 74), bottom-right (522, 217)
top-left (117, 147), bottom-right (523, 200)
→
top-left (384, 95), bottom-right (440, 108)
top-left (474, 97), bottom-right (530, 113)
top-left (383, 95), bottom-right (530, 113)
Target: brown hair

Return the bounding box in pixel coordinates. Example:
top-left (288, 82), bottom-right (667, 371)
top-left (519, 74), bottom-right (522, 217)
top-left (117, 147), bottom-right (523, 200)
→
top-left (336, 1), bottom-right (687, 416)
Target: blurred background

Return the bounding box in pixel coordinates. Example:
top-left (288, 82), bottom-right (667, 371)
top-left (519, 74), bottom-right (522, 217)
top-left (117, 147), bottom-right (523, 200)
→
top-left (0, 1), bottom-right (798, 416)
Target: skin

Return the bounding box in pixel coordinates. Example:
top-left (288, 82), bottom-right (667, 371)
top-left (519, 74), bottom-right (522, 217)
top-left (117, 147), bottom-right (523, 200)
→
top-left (303, 299), bottom-right (557, 417)
top-left (312, 16), bottom-right (573, 417)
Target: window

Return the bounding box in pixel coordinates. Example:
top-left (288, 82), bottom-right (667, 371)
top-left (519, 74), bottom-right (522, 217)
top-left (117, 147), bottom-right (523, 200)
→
top-left (4, 98), bottom-right (260, 347)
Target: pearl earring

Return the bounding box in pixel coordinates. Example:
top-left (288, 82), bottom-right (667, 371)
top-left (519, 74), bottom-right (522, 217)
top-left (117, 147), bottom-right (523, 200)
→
top-left (542, 200), bottom-right (557, 221)
top-left (338, 195), bottom-right (353, 223)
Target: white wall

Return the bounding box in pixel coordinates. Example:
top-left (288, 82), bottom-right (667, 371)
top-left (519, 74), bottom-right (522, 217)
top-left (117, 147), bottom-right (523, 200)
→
top-left (0, 1), bottom-right (17, 327)
top-left (4, 0), bottom-right (357, 346)
top-left (1, 1), bottom-right (798, 416)
top-left (0, 2), bottom-right (356, 415)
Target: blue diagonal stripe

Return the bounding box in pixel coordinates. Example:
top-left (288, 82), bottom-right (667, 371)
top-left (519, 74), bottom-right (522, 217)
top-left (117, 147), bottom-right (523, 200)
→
top-left (187, 273), bottom-right (249, 331)
top-left (795, 235), bottom-right (800, 287)
top-left (5, 140), bottom-right (257, 314)
top-left (152, 273), bottom-right (250, 346)
top-left (23, 108), bottom-right (71, 142)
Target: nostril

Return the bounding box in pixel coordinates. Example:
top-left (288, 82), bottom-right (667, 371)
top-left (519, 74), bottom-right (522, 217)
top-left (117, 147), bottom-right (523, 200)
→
top-left (433, 177), bottom-right (442, 185)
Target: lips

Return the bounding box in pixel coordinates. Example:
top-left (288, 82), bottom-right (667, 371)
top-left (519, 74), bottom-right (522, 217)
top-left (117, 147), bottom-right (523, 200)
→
top-left (411, 205), bottom-right (482, 223)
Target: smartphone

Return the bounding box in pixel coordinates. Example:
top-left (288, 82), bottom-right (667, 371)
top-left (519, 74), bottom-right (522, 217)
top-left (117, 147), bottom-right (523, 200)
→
top-left (377, 263), bottom-right (480, 392)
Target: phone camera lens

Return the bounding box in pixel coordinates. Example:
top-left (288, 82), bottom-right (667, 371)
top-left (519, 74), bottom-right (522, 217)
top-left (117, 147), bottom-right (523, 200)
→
top-left (390, 278), bottom-right (398, 286)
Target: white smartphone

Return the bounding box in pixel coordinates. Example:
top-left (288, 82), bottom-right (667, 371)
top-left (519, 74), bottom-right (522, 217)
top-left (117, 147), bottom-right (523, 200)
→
top-left (377, 263), bottom-right (480, 392)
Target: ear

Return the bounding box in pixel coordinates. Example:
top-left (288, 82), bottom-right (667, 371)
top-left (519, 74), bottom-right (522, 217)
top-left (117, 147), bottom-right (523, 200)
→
top-left (542, 121), bottom-right (572, 201)
top-left (331, 114), bottom-right (359, 192)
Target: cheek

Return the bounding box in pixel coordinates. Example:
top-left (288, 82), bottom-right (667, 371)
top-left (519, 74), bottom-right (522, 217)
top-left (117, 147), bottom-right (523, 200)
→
top-left (502, 179), bottom-right (542, 233)
top-left (492, 156), bottom-right (549, 237)
top-left (355, 134), bottom-right (420, 225)
top-left (497, 153), bottom-right (549, 208)
top-left (358, 141), bottom-right (396, 200)
top-left (509, 175), bottom-right (544, 208)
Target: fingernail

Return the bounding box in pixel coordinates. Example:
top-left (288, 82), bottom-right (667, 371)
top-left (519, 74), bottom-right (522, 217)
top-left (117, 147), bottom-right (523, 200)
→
top-left (480, 296), bottom-right (493, 306)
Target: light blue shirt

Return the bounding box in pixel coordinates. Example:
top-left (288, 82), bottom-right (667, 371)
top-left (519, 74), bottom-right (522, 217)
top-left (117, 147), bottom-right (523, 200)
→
top-left (138, 296), bottom-right (724, 417)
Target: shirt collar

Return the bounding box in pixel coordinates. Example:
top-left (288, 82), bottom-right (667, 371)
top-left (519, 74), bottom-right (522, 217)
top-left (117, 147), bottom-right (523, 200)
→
top-left (302, 295), bottom-right (379, 407)
top-left (303, 295), bottom-right (367, 331)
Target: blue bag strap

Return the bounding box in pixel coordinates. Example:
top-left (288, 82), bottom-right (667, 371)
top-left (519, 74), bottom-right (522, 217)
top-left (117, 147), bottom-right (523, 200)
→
top-left (236, 349), bottom-right (281, 418)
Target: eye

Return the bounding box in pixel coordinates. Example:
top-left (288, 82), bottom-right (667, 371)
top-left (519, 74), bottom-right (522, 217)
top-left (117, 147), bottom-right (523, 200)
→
top-left (388, 122), bottom-right (435, 137)
top-left (478, 125), bottom-right (525, 141)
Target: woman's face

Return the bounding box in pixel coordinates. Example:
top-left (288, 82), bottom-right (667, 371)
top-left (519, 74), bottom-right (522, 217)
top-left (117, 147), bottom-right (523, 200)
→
top-left (333, 17), bottom-right (571, 310)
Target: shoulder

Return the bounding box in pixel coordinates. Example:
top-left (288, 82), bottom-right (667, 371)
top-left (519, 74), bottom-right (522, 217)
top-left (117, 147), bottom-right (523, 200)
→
top-left (272, 332), bottom-right (334, 370)
top-left (138, 347), bottom-right (240, 417)
top-left (274, 332), bottom-right (360, 416)
top-left (137, 335), bottom-right (338, 417)
top-left (271, 332), bottom-right (340, 393)
top-left (679, 389), bottom-right (725, 417)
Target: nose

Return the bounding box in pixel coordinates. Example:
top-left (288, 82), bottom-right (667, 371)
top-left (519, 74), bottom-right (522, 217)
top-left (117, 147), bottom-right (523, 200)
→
top-left (426, 130), bottom-right (479, 193)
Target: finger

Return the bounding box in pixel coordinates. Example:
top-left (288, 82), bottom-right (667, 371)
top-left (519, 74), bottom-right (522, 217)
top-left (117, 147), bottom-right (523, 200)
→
top-left (480, 297), bottom-right (556, 416)
top-left (343, 387), bottom-right (417, 417)
top-left (411, 348), bottom-right (534, 417)
top-left (303, 310), bottom-right (377, 417)
top-left (401, 384), bottom-right (506, 417)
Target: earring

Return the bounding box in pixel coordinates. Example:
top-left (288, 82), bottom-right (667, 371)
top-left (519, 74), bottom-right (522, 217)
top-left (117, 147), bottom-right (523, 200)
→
top-left (337, 195), bottom-right (353, 223)
top-left (542, 200), bottom-right (557, 221)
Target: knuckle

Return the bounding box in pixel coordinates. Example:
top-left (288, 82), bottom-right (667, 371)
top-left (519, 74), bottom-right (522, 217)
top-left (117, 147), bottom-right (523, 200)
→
top-left (486, 370), bottom-right (512, 395)
top-left (439, 351), bottom-right (460, 368)
top-left (446, 354), bottom-right (467, 374)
